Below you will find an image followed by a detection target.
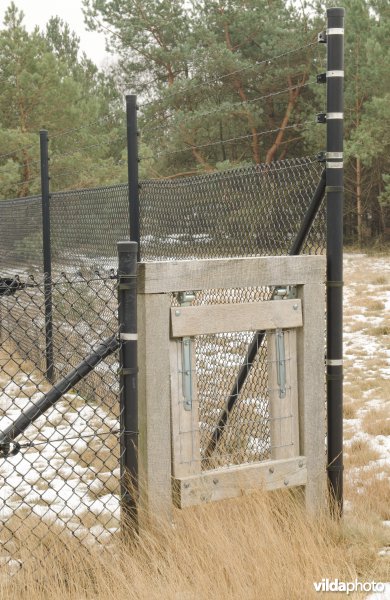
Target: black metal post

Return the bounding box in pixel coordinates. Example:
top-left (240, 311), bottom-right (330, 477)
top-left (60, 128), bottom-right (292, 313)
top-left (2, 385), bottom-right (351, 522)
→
top-left (118, 241), bottom-right (138, 531)
top-left (126, 96), bottom-right (140, 260)
top-left (204, 169), bottom-right (327, 459)
top-left (0, 335), bottom-right (119, 453)
top-left (326, 7), bottom-right (345, 516)
top-left (40, 129), bottom-right (54, 384)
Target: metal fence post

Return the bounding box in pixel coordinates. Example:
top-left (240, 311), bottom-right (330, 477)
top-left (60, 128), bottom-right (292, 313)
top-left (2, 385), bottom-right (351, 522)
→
top-left (126, 95), bottom-right (140, 259)
top-left (326, 7), bottom-right (345, 515)
top-left (118, 241), bottom-right (138, 531)
top-left (40, 129), bottom-right (54, 384)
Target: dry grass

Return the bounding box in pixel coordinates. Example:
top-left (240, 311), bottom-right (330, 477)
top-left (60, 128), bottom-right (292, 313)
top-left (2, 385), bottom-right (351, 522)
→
top-left (1, 490), bottom-right (389, 600)
top-left (1, 254), bottom-right (389, 598)
top-left (343, 402), bottom-right (357, 420)
top-left (344, 438), bottom-right (381, 468)
top-left (362, 406), bottom-right (390, 437)
top-left (366, 324), bottom-right (390, 338)
top-left (345, 465), bottom-right (390, 523)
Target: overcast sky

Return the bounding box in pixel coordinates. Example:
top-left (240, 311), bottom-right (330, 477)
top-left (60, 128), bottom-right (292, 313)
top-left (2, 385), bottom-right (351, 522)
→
top-left (0, 0), bottom-right (110, 66)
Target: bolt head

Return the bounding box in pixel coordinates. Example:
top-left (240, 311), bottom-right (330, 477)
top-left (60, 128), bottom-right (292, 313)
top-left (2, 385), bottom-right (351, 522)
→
top-left (213, 479), bottom-right (218, 485)
top-left (293, 303), bottom-right (298, 310)
top-left (175, 310), bottom-right (181, 316)
top-left (284, 479), bottom-right (289, 486)
top-left (269, 467), bottom-right (274, 474)
top-left (184, 483), bottom-right (190, 489)
top-left (298, 460), bottom-right (304, 468)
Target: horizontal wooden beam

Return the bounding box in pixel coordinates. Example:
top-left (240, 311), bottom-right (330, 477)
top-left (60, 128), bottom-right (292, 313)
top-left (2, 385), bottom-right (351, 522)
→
top-left (173, 456), bottom-right (307, 508)
top-left (138, 255), bottom-right (325, 294)
top-left (171, 299), bottom-right (302, 337)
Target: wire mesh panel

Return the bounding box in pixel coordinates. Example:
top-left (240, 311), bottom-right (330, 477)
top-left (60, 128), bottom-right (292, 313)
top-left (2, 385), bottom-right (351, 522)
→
top-left (0, 196), bottom-right (42, 277)
top-left (139, 157), bottom-right (324, 261)
top-left (0, 156), bottom-right (325, 280)
top-left (50, 185), bottom-right (129, 272)
top-left (170, 287), bottom-right (300, 476)
top-left (0, 274), bottom-right (122, 568)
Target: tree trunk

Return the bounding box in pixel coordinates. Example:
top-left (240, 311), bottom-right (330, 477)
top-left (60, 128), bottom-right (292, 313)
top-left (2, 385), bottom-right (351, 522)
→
top-left (356, 157), bottom-right (362, 246)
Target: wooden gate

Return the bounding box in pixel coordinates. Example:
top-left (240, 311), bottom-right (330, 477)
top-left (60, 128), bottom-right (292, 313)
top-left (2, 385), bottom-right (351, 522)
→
top-left (136, 255), bottom-right (326, 519)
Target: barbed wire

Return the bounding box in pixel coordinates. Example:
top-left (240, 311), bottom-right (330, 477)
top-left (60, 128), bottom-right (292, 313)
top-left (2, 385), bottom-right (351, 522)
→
top-left (51, 179), bottom-right (128, 195)
top-left (140, 120), bottom-right (313, 162)
top-left (0, 157), bottom-right (41, 175)
top-left (4, 174), bottom-right (42, 189)
top-left (140, 40), bottom-right (318, 109)
top-left (50, 137), bottom-right (127, 160)
top-left (143, 79), bottom-right (314, 134)
top-left (0, 143), bottom-right (38, 161)
top-left (50, 112), bottom-right (125, 141)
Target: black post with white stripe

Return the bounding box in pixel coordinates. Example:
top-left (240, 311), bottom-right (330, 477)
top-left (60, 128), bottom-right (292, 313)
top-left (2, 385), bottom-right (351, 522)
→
top-left (118, 241), bottom-right (139, 530)
top-left (326, 7), bottom-right (345, 516)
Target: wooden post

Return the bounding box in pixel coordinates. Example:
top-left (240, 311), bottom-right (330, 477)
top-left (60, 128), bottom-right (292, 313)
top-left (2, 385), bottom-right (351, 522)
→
top-left (138, 293), bottom-right (173, 523)
top-left (297, 283), bottom-right (327, 513)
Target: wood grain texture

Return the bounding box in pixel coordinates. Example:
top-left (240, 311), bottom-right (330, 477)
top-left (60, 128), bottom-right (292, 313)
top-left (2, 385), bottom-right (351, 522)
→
top-left (173, 456), bottom-right (307, 508)
top-left (170, 300), bottom-right (302, 337)
top-left (138, 293), bottom-right (173, 522)
top-left (297, 283), bottom-right (327, 513)
top-left (138, 255), bottom-right (325, 294)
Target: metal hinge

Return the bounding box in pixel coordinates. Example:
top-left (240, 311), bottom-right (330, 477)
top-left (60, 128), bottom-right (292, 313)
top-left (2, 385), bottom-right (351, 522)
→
top-left (176, 291), bottom-right (196, 411)
top-left (272, 285), bottom-right (295, 399)
top-left (273, 285), bottom-right (297, 300)
top-left (275, 329), bottom-right (286, 399)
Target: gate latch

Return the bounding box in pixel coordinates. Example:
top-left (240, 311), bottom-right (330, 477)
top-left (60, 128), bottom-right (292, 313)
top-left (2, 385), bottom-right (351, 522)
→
top-left (177, 291), bottom-right (196, 411)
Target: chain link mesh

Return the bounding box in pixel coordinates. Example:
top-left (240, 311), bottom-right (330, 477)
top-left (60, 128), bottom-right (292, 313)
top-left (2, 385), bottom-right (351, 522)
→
top-left (0, 274), bottom-right (122, 568)
top-left (139, 157), bottom-right (325, 260)
top-left (0, 155), bottom-right (326, 567)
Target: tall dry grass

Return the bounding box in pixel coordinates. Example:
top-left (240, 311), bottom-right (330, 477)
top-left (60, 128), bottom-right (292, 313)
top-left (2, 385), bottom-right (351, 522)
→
top-left (1, 488), bottom-right (389, 600)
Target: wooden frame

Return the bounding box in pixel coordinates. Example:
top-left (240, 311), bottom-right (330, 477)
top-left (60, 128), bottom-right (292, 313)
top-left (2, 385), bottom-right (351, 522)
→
top-left (137, 255), bottom-right (326, 520)
top-left (173, 456), bottom-right (307, 508)
top-left (170, 299), bottom-right (302, 337)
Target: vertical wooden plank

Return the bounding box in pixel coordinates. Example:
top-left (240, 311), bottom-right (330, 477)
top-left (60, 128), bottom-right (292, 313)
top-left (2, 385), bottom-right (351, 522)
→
top-left (268, 329), bottom-right (299, 460)
top-left (138, 293), bottom-right (173, 523)
top-left (169, 337), bottom-right (201, 477)
top-left (297, 283), bottom-right (326, 513)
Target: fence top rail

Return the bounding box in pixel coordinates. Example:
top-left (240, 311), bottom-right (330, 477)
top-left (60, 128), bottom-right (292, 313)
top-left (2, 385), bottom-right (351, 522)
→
top-left (138, 254), bottom-right (325, 294)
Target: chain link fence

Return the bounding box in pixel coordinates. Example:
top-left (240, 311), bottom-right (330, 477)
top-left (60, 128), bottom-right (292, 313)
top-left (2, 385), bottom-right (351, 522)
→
top-left (0, 273), bottom-right (122, 569)
top-left (0, 156), bottom-right (324, 278)
top-left (0, 155), bottom-right (326, 566)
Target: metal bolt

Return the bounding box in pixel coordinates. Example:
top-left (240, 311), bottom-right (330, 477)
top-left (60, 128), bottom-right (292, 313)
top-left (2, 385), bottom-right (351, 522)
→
top-left (269, 467), bottom-right (274, 474)
top-left (293, 303), bottom-right (298, 310)
top-left (298, 460), bottom-right (304, 468)
top-left (213, 478), bottom-right (218, 485)
top-left (175, 310), bottom-right (181, 316)
top-left (284, 479), bottom-right (289, 486)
